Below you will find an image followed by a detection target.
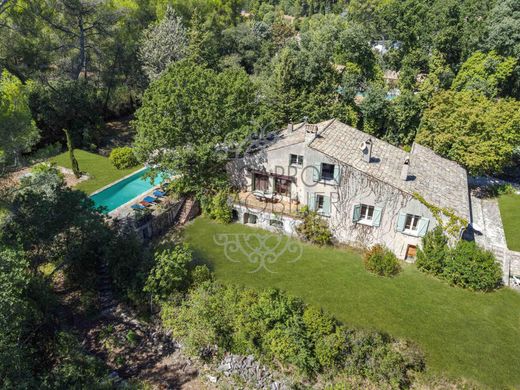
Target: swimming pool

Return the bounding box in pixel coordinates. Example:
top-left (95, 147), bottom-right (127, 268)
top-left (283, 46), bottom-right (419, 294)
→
top-left (90, 168), bottom-right (167, 213)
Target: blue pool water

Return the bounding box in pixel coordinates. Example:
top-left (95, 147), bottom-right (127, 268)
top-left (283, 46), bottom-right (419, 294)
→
top-left (91, 168), bottom-right (167, 213)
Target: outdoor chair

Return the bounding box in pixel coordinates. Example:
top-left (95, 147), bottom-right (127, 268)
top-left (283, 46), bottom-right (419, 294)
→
top-left (143, 196), bottom-right (157, 204)
top-left (131, 204), bottom-right (145, 211)
top-left (153, 190), bottom-right (166, 198)
top-left (512, 275), bottom-right (520, 287)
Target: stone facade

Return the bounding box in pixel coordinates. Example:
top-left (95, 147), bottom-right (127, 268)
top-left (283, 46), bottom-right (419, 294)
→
top-left (228, 119), bottom-right (471, 260)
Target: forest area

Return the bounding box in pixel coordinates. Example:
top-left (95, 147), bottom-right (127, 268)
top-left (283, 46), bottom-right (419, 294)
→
top-left (1, 0), bottom-right (520, 388)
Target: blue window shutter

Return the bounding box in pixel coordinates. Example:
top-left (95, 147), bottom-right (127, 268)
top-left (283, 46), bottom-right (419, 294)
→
top-left (417, 218), bottom-right (430, 237)
top-left (322, 196), bottom-right (331, 216)
top-left (333, 164), bottom-right (341, 184)
top-left (308, 192), bottom-right (316, 211)
top-left (396, 212), bottom-right (407, 232)
top-left (352, 204), bottom-right (361, 222)
top-left (313, 163), bottom-right (321, 182)
top-left (373, 207), bottom-right (383, 227)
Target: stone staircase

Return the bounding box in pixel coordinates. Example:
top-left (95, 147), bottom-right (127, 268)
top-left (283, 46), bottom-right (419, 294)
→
top-left (177, 197), bottom-right (196, 225)
top-left (98, 259), bottom-right (116, 316)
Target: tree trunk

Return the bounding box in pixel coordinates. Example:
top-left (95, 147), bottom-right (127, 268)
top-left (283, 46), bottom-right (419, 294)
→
top-left (78, 13), bottom-right (86, 79)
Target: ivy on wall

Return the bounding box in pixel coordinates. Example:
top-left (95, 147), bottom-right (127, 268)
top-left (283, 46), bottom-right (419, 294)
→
top-left (413, 192), bottom-right (468, 238)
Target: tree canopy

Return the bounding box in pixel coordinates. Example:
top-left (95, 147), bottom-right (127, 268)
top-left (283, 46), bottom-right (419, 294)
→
top-left (416, 90), bottom-right (520, 175)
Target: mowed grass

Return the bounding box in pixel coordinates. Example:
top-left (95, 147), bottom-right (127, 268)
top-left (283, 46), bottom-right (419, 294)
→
top-left (498, 193), bottom-right (520, 251)
top-left (50, 150), bottom-right (141, 194)
top-left (184, 217), bottom-right (520, 388)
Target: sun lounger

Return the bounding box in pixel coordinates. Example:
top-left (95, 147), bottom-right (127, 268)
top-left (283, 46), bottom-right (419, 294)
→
top-left (143, 196), bottom-right (157, 203)
top-left (153, 190), bottom-right (166, 198)
top-left (139, 200), bottom-right (152, 207)
top-left (131, 204), bottom-right (145, 211)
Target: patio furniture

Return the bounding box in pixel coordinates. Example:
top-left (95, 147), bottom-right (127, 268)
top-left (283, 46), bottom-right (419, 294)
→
top-left (512, 275), bottom-right (520, 287)
top-left (252, 190), bottom-right (275, 202)
top-left (131, 204), bottom-right (145, 211)
top-left (143, 196), bottom-right (157, 203)
top-left (153, 190), bottom-right (166, 198)
top-left (139, 200), bottom-right (152, 207)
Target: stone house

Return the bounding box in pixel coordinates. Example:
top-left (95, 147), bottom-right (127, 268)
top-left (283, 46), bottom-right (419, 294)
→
top-left (227, 119), bottom-right (471, 260)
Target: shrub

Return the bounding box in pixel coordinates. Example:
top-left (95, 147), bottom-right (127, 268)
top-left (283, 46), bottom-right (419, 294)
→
top-left (315, 329), bottom-right (347, 369)
top-left (144, 244), bottom-right (192, 301)
top-left (296, 206), bottom-right (333, 246)
top-left (160, 281), bottom-right (424, 384)
top-left (416, 226), bottom-right (448, 275)
top-left (363, 245), bottom-right (401, 277)
top-left (191, 264), bottom-right (213, 286)
top-left (302, 306), bottom-right (335, 341)
top-left (264, 324), bottom-right (318, 374)
top-left (443, 241), bottom-right (502, 291)
top-left (346, 331), bottom-right (421, 388)
top-left (203, 189), bottom-right (233, 223)
top-left (109, 147), bottom-right (139, 169)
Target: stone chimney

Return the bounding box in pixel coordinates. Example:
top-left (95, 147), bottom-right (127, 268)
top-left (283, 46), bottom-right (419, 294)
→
top-left (361, 139), bottom-right (372, 163)
top-left (401, 156), bottom-right (410, 181)
top-left (305, 124), bottom-right (318, 144)
top-left (287, 123), bottom-right (294, 133)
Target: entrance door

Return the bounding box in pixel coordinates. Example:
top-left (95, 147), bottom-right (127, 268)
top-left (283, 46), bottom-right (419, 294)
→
top-left (254, 173), bottom-right (269, 191)
top-left (405, 245), bottom-right (417, 261)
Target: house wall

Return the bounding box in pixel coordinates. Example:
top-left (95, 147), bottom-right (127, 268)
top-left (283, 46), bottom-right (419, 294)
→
top-left (227, 137), bottom-right (440, 260)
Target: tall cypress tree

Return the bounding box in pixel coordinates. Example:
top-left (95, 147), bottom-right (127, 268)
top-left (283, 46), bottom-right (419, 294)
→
top-left (63, 128), bottom-right (80, 178)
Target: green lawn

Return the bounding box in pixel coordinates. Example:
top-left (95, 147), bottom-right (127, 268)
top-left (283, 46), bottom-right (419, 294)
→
top-left (183, 218), bottom-right (520, 388)
top-left (498, 194), bottom-right (520, 251)
top-left (50, 150), bottom-right (141, 194)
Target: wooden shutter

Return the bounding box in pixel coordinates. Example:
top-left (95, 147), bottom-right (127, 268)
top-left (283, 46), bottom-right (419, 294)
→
top-left (307, 192), bottom-right (316, 211)
top-left (322, 196), bottom-right (331, 216)
top-left (396, 212), bottom-right (407, 232)
top-left (417, 218), bottom-right (430, 237)
top-left (313, 163), bottom-right (321, 182)
top-left (333, 164), bottom-right (341, 184)
top-left (373, 207), bottom-right (383, 227)
top-left (352, 204), bottom-right (361, 222)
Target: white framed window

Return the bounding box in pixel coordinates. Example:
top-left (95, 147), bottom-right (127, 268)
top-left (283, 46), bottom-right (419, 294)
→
top-left (396, 212), bottom-right (430, 237)
top-left (316, 194), bottom-right (325, 211)
top-left (360, 204), bottom-right (374, 221)
top-left (404, 214), bottom-right (420, 232)
top-left (290, 154), bottom-right (303, 166)
top-left (352, 204), bottom-right (382, 227)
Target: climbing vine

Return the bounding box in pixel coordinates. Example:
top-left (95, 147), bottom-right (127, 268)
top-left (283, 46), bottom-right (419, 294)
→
top-left (413, 193), bottom-right (468, 238)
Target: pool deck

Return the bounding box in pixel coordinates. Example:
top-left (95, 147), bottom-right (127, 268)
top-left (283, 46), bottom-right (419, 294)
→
top-left (108, 187), bottom-right (178, 220)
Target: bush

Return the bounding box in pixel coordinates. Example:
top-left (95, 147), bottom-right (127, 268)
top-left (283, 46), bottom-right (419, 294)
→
top-left (144, 244), bottom-right (192, 301)
top-left (416, 226), bottom-right (448, 275)
top-left (160, 281), bottom-right (424, 384)
top-left (109, 147), bottom-right (139, 169)
top-left (191, 264), bottom-right (213, 286)
top-left (443, 241), bottom-right (502, 291)
top-left (203, 189), bottom-right (233, 223)
top-left (363, 245), bottom-right (401, 277)
top-left (296, 206), bottom-right (333, 246)
top-left (315, 329), bottom-right (347, 369)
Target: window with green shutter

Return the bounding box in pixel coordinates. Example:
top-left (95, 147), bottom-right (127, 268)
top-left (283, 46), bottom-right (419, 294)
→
top-left (352, 204), bottom-right (361, 222)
